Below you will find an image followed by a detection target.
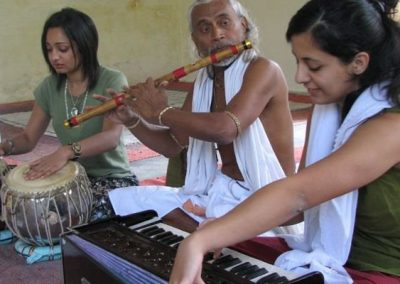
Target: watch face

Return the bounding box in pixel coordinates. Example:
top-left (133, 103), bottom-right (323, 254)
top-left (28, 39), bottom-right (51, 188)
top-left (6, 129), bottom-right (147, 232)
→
top-left (72, 142), bottom-right (81, 155)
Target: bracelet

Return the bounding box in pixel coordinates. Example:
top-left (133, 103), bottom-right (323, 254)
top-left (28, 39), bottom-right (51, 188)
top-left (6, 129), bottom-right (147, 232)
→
top-left (3, 139), bottom-right (15, 156)
top-left (158, 106), bottom-right (174, 126)
top-left (169, 132), bottom-right (188, 150)
top-left (224, 111), bottom-right (242, 137)
top-left (70, 142), bottom-right (81, 161)
top-left (125, 118), bottom-right (141, 130)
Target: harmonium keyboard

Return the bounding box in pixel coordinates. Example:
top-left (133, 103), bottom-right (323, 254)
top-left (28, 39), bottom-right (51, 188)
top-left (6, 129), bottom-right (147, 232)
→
top-left (61, 210), bottom-right (324, 284)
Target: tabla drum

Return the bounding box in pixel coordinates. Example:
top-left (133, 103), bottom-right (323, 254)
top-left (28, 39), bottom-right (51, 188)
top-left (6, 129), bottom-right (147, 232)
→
top-left (0, 158), bottom-right (7, 177)
top-left (0, 161), bottom-right (92, 246)
top-left (0, 158), bottom-right (11, 225)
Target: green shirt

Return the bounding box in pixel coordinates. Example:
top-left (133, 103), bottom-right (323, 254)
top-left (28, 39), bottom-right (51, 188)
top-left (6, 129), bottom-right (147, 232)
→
top-left (34, 66), bottom-right (132, 178)
top-left (347, 108), bottom-right (400, 276)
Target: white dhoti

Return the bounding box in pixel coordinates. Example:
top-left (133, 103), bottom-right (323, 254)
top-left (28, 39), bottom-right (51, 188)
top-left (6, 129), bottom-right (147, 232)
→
top-left (110, 171), bottom-right (252, 223)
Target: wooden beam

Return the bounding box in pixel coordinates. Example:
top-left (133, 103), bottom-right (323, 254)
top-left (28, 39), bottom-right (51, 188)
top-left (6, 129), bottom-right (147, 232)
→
top-left (288, 92), bottom-right (312, 104)
top-left (164, 81), bottom-right (193, 92)
top-left (0, 100), bottom-right (34, 115)
top-left (0, 84), bottom-right (311, 115)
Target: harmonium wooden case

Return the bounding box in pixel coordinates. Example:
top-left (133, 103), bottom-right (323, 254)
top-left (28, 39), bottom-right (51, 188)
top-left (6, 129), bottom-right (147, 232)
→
top-left (61, 210), bottom-right (324, 284)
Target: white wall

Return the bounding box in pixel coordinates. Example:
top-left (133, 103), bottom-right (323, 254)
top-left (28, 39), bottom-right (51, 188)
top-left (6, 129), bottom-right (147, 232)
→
top-left (0, 0), bottom-right (307, 104)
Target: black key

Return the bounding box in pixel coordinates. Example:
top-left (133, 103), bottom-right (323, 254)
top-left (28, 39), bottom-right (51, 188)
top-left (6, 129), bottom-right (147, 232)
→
top-left (221, 258), bottom-right (242, 269)
top-left (153, 231), bottom-right (173, 240)
top-left (215, 256), bottom-right (241, 269)
top-left (144, 228), bottom-right (165, 237)
top-left (159, 234), bottom-right (179, 245)
top-left (171, 242), bottom-right (181, 249)
top-left (204, 252), bottom-right (214, 262)
top-left (140, 226), bottom-right (159, 234)
top-left (213, 255), bottom-right (235, 265)
top-left (210, 252), bottom-right (231, 265)
top-left (230, 262), bottom-right (252, 274)
top-left (140, 226), bottom-right (164, 236)
top-left (236, 264), bottom-right (258, 277)
top-left (269, 276), bottom-right (289, 284)
top-left (164, 236), bottom-right (184, 246)
top-left (244, 267), bottom-right (268, 280)
top-left (256, 272), bottom-right (280, 284)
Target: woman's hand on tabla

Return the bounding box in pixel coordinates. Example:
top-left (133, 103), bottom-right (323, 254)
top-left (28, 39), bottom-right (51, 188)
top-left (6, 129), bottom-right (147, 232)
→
top-left (24, 148), bottom-right (69, 180)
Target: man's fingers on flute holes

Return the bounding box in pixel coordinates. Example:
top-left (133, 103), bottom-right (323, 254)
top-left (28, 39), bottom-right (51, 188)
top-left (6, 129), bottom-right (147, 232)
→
top-left (158, 80), bottom-right (169, 87)
top-left (123, 97), bottom-right (136, 106)
top-left (106, 88), bottom-right (117, 96)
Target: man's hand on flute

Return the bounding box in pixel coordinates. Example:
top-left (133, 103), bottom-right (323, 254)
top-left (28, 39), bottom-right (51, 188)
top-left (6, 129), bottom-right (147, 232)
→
top-left (124, 77), bottom-right (169, 125)
top-left (92, 88), bottom-right (140, 127)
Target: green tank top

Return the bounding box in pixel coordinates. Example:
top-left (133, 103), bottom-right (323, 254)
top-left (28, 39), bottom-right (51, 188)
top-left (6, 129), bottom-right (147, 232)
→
top-left (347, 107), bottom-right (400, 276)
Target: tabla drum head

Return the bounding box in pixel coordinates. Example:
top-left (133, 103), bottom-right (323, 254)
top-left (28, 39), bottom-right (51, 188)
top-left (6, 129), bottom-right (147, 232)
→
top-left (4, 161), bottom-right (78, 194)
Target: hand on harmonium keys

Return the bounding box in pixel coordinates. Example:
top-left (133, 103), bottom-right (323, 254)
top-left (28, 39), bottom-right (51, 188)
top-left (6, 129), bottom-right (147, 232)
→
top-left (197, 218), bottom-right (224, 260)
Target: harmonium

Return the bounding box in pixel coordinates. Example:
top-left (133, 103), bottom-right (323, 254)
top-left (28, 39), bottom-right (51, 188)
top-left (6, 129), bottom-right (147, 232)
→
top-left (61, 210), bottom-right (324, 284)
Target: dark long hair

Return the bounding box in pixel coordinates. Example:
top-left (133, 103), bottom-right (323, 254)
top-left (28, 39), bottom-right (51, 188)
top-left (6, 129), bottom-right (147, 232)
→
top-left (286, 0), bottom-right (400, 106)
top-left (41, 7), bottom-right (100, 90)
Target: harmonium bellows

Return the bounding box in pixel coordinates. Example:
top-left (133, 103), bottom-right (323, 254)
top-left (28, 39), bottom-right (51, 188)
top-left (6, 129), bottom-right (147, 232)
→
top-left (61, 210), bottom-right (324, 284)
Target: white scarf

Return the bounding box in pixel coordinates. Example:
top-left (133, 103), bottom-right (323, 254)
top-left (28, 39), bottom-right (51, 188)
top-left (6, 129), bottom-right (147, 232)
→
top-left (276, 83), bottom-right (394, 283)
top-left (183, 52), bottom-right (285, 195)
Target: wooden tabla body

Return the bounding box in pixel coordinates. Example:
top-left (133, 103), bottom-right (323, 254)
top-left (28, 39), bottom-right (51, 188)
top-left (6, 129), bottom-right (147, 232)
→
top-left (0, 159), bottom-right (6, 194)
top-left (0, 161), bottom-right (92, 246)
top-left (0, 159), bottom-right (7, 177)
top-left (0, 158), bottom-right (9, 225)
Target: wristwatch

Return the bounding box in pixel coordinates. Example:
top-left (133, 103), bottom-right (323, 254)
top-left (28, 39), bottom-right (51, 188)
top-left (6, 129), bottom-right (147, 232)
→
top-left (70, 142), bottom-right (81, 161)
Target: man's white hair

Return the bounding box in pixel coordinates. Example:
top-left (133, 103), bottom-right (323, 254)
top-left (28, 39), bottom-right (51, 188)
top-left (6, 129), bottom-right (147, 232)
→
top-left (188, 0), bottom-right (259, 61)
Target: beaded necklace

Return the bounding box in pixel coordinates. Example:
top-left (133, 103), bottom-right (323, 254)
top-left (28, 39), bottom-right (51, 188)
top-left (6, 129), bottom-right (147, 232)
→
top-left (64, 80), bottom-right (88, 119)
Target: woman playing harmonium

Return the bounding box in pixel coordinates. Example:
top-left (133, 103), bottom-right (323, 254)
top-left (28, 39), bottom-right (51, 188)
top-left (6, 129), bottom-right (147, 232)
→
top-left (170, 0), bottom-right (400, 283)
